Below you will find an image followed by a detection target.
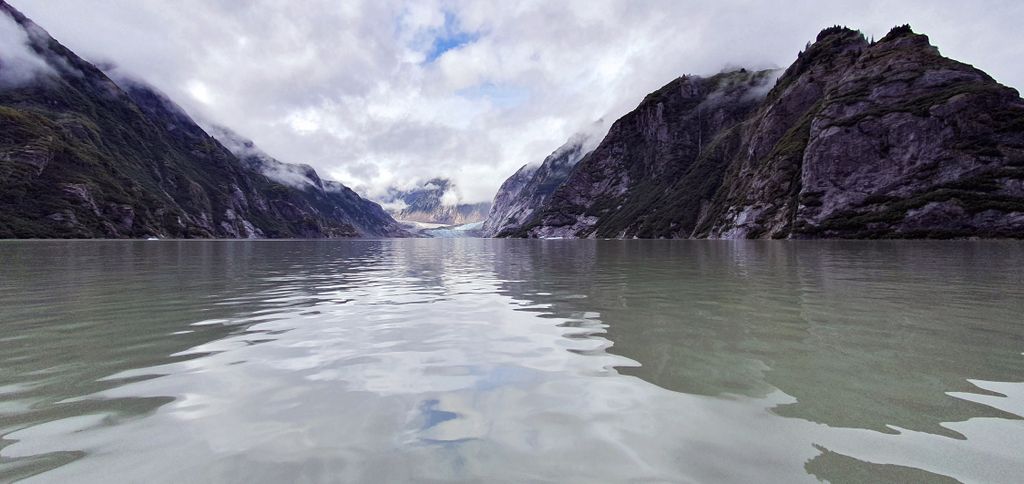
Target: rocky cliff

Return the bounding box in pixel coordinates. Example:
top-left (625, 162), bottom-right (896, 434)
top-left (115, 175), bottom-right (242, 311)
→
top-left (511, 69), bottom-right (777, 238)
top-left (482, 133), bottom-right (590, 237)
top-left (0, 2), bottom-right (403, 238)
top-left (504, 26), bottom-right (1024, 239)
top-left (207, 126), bottom-right (406, 238)
top-left (697, 26), bottom-right (1024, 238)
top-left (383, 178), bottom-right (490, 225)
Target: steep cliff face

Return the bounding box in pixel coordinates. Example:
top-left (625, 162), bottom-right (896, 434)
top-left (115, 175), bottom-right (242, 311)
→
top-left (697, 26), bottom-right (1024, 238)
top-left (482, 134), bottom-right (589, 237)
top-left (209, 127), bottom-right (406, 238)
top-left (512, 25), bottom-right (1024, 239)
top-left (514, 69), bottom-right (777, 238)
top-left (692, 28), bottom-right (870, 238)
top-left (482, 164), bottom-right (536, 236)
top-left (0, 2), bottom-right (402, 238)
top-left (383, 178), bottom-right (490, 225)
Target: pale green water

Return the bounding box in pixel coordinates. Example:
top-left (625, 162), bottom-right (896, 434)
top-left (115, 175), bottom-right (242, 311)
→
top-left (0, 240), bottom-right (1022, 483)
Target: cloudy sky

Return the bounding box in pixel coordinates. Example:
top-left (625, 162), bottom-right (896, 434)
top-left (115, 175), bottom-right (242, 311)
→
top-left (10, 0), bottom-right (1024, 203)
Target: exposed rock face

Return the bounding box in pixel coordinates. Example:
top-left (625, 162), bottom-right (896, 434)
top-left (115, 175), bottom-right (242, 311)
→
top-left (697, 26), bottom-right (1024, 239)
top-left (482, 165), bottom-right (536, 235)
top-left (509, 25), bottom-right (1024, 239)
top-left (482, 134), bottom-right (590, 237)
top-left (209, 127), bottom-right (406, 238)
top-left (513, 69), bottom-right (777, 238)
top-left (382, 178), bottom-right (490, 225)
top-left (0, 2), bottom-right (404, 239)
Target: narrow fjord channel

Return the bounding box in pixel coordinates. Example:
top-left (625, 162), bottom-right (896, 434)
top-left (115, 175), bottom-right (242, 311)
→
top-left (1, 240), bottom-right (1022, 482)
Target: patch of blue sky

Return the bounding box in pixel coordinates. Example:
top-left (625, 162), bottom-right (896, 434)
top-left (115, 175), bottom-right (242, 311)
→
top-left (456, 83), bottom-right (531, 110)
top-left (424, 11), bottom-right (479, 63)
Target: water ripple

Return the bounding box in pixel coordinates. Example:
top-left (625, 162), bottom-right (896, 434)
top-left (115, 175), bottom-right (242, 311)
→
top-left (0, 240), bottom-right (1022, 483)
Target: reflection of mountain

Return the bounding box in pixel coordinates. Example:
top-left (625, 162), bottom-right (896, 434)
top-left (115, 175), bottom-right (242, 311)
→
top-left (381, 178), bottom-right (490, 225)
top-left (489, 240), bottom-right (1024, 438)
top-left (0, 240), bottom-right (383, 480)
top-left (7, 240), bottom-right (1023, 482)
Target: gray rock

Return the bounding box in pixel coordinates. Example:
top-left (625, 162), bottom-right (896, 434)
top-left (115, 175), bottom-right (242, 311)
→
top-left (380, 178), bottom-right (490, 226)
top-left (0, 2), bottom-right (406, 239)
top-left (700, 27), bottom-right (1024, 239)
top-left (483, 133), bottom-right (592, 237)
top-left (511, 26), bottom-right (1024, 240)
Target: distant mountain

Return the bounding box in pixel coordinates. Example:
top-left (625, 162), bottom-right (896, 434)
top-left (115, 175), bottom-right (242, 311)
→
top-left (508, 69), bottom-right (772, 238)
top-left (0, 2), bottom-right (403, 238)
top-left (482, 165), bottom-right (537, 236)
top-left (501, 26), bottom-right (1024, 239)
top-left (483, 132), bottom-right (593, 237)
top-left (207, 126), bottom-right (406, 237)
top-left (383, 178), bottom-right (490, 225)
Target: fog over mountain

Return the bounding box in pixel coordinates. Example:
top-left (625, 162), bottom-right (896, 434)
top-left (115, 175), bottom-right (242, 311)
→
top-left (0, 2), bottom-right (406, 239)
top-left (9, 0), bottom-right (1023, 204)
top-left (382, 178), bottom-right (491, 225)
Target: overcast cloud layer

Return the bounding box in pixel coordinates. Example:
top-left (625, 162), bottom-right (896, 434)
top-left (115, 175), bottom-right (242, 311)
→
top-left (11, 0), bottom-right (1024, 203)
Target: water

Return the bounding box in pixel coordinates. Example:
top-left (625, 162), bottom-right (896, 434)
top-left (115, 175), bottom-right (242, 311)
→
top-left (0, 240), bottom-right (1022, 483)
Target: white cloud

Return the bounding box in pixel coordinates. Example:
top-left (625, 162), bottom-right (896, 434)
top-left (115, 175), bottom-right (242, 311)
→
top-left (440, 189), bottom-right (460, 207)
top-left (186, 80), bottom-right (214, 105)
top-left (8, 0), bottom-right (1024, 203)
top-left (0, 12), bottom-right (54, 87)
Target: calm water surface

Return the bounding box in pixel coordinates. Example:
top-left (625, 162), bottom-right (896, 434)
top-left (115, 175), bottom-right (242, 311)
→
top-left (0, 240), bottom-right (1022, 483)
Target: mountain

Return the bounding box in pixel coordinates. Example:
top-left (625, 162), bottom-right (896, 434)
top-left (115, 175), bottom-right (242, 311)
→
top-left (482, 133), bottom-right (591, 237)
top-left (208, 126), bottom-right (405, 237)
top-left (0, 2), bottom-right (403, 239)
top-left (697, 26), bottom-right (1024, 238)
top-left (502, 26), bottom-right (1024, 239)
top-left (505, 69), bottom-right (775, 238)
top-left (383, 178), bottom-right (491, 225)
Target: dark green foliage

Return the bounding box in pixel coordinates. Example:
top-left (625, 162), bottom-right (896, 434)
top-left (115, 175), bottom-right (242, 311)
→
top-left (768, 104), bottom-right (818, 161)
top-left (882, 24), bottom-right (915, 42)
top-left (596, 125), bottom-right (744, 239)
top-left (805, 177), bottom-right (1024, 239)
top-left (796, 160), bottom-right (1024, 239)
top-left (766, 28), bottom-right (867, 106)
top-left (514, 70), bottom-right (775, 239)
top-left (817, 25), bottom-right (858, 42)
top-left (825, 83), bottom-right (1013, 129)
top-left (537, 18), bottom-right (1024, 240)
top-left (1002, 114), bottom-right (1024, 134)
top-left (0, 3), bottom-right (396, 239)
top-left (801, 191), bottom-right (824, 207)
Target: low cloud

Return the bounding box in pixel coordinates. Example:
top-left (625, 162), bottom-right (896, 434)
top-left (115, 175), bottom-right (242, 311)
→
top-left (0, 12), bottom-right (54, 87)
top-left (255, 162), bottom-right (319, 191)
top-left (9, 0), bottom-right (1024, 203)
top-left (440, 189), bottom-right (460, 207)
top-left (379, 199), bottom-right (409, 212)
